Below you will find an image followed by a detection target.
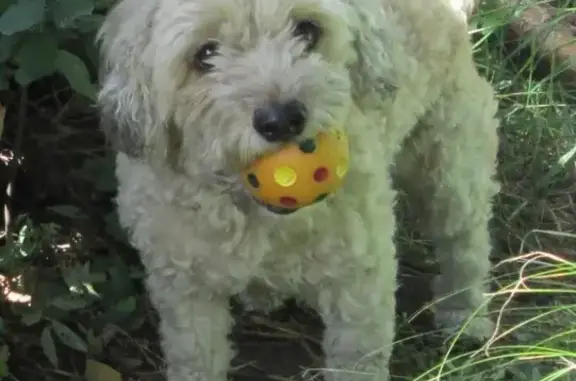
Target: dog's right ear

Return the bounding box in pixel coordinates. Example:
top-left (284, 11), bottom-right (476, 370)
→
top-left (96, 0), bottom-right (159, 158)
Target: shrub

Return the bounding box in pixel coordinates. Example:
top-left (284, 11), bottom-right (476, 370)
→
top-left (0, 0), bottom-right (115, 98)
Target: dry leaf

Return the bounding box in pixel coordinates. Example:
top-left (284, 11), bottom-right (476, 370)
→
top-left (85, 359), bottom-right (122, 381)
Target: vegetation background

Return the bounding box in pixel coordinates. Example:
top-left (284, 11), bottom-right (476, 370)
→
top-left (0, 0), bottom-right (574, 380)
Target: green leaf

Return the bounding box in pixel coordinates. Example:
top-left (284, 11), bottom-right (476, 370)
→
top-left (76, 154), bottom-right (117, 192)
top-left (85, 359), bottom-right (122, 381)
top-left (0, 0), bottom-right (46, 36)
top-left (61, 262), bottom-right (106, 293)
top-left (0, 0), bottom-right (16, 13)
top-left (13, 67), bottom-right (30, 84)
top-left (40, 326), bottom-right (58, 368)
top-left (0, 65), bottom-right (8, 90)
top-left (0, 33), bottom-right (22, 63)
top-left (112, 296), bottom-right (137, 315)
top-left (48, 0), bottom-right (94, 29)
top-left (54, 49), bottom-right (96, 100)
top-left (51, 294), bottom-right (90, 311)
top-left (71, 13), bottom-right (103, 33)
top-left (13, 31), bottom-right (58, 85)
top-left (0, 345), bottom-right (10, 377)
top-left (0, 359), bottom-right (7, 378)
top-left (50, 320), bottom-right (88, 353)
top-left (20, 308), bottom-right (43, 326)
top-left (93, 0), bottom-right (114, 11)
top-left (48, 204), bottom-right (84, 219)
top-left (104, 212), bottom-right (127, 242)
top-left (85, 330), bottom-right (103, 355)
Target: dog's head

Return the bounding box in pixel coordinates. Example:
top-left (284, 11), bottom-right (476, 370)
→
top-left (97, 0), bottom-right (396, 176)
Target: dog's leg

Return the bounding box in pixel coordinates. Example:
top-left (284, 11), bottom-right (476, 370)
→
top-left (145, 272), bottom-right (235, 381)
top-left (319, 277), bottom-right (396, 381)
top-left (319, 255), bottom-right (397, 381)
top-left (314, 183), bottom-right (398, 381)
top-left (424, 65), bottom-right (500, 339)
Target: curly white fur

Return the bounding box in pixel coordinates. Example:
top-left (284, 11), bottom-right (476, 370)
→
top-left (96, 0), bottom-right (500, 380)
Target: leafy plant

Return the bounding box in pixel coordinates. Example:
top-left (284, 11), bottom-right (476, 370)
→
top-left (0, 0), bottom-right (114, 98)
top-left (1, 214), bottom-right (142, 378)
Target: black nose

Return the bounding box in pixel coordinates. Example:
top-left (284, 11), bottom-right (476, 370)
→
top-left (253, 100), bottom-right (308, 142)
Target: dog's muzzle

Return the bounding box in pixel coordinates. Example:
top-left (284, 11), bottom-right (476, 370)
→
top-left (253, 198), bottom-right (299, 215)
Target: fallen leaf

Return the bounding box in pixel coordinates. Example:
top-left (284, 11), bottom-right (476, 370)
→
top-left (85, 359), bottom-right (122, 381)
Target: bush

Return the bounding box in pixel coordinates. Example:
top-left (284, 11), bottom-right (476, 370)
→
top-left (0, 0), bottom-right (115, 98)
top-left (0, 1), bottom-right (128, 379)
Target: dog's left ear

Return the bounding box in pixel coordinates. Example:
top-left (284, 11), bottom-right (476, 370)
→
top-left (346, 2), bottom-right (398, 108)
top-left (95, 0), bottom-right (181, 168)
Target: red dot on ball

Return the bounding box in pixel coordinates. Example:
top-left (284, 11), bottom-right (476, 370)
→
top-left (279, 196), bottom-right (298, 207)
top-left (313, 167), bottom-right (329, 182)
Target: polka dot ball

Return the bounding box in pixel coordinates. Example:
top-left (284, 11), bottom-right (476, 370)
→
top-left (242, 129), bottom-right (350, 210)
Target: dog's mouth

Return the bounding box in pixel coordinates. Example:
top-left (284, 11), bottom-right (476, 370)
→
top-left (252, 197), bottom-right (299, 215)
top-left (266, 206), bottom-right (298, 215)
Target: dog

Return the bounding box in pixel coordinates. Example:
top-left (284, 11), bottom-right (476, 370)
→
top-left (96, 0), bottom-right (500, 380)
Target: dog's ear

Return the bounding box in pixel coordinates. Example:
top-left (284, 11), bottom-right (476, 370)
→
top-left (346, 2), bottom-right (398, 108)
top-left (97, 70), bottom-right (149, 158)
top-left (96, 0), bottom-right (170, 161)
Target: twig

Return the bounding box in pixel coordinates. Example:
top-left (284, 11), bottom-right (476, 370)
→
top-left (2, 86), bottom-right (28, 244)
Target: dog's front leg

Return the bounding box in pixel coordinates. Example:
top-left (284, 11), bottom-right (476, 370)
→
top-left (314, 187), bottom-right (398, 381)
top-left (145, 271), bottom-right (235, 381)
top-left (319, 275), bottom-right (396, 381)
top-left (145, 271), bottom-right (234, 381)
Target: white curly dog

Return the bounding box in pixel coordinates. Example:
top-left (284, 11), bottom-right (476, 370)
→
top-left (96, 0), bottom-right (500, 380)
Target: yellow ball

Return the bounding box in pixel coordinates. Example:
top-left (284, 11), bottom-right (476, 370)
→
top-left (242, 129), bottom-right (350, 210)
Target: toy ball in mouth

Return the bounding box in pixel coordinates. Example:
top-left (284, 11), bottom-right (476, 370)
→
top-left (241, 129), bottom-right (350, 213)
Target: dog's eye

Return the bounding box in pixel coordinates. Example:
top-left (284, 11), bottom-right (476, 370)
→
top-left (193, 40), bottom-right (220, 73)
top-left (293, 20), bottom-right (322, 52)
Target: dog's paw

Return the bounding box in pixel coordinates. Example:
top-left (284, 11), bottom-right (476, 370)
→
top-left (434, 309), bottom-right (495, 340)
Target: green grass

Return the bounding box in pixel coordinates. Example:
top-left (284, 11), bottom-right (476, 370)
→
top-left (388, 1), bottom-right (576, 380)
top-left (402, 251), bottom-right (576, 380)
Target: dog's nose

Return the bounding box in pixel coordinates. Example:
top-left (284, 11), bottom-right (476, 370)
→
top-left (253, 100), bottom-right (308, 142)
